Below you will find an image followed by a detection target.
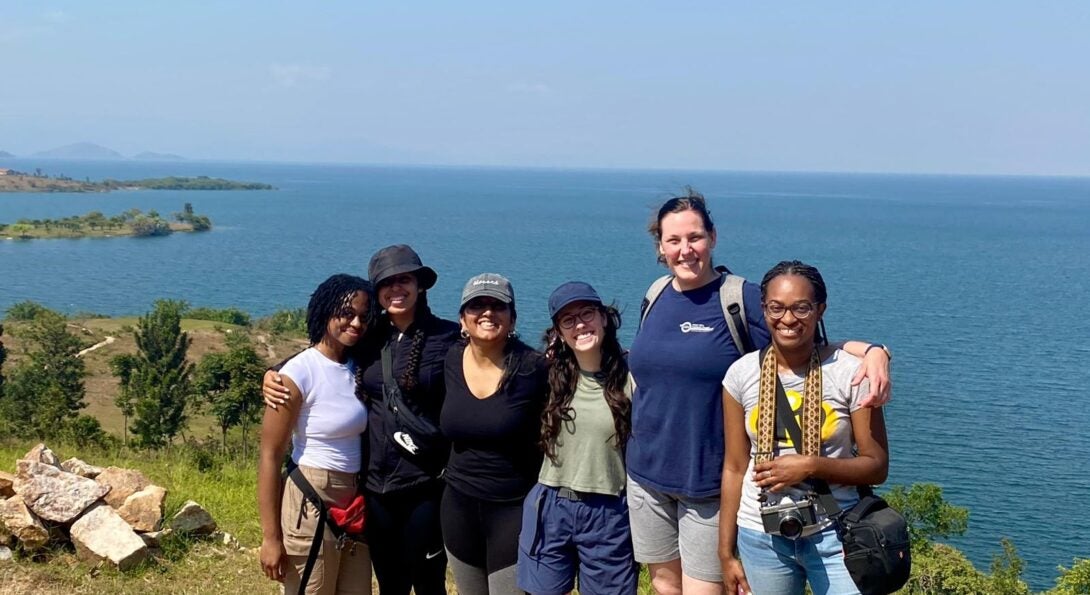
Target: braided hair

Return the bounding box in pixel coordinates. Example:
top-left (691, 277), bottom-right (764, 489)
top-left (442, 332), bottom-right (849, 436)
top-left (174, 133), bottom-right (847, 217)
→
top-left (539, 304), bottom-right (631, 463)
top-left (760, 260), bottom-right (829, 345)
top-left (399, 290), bottom-right (434, 393)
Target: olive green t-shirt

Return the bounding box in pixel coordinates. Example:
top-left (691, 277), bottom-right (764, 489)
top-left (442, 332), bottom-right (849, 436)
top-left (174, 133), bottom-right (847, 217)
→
top-left (537, 371), bottom-right (628, 496)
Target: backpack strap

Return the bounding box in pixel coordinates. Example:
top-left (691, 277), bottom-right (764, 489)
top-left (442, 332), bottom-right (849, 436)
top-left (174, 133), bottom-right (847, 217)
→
top-left (639, 274), bottom-right (674, 329)
top-left (720, 273), bottom-right (754, 355)
top-left (639, 266), bottom-right (754, 355)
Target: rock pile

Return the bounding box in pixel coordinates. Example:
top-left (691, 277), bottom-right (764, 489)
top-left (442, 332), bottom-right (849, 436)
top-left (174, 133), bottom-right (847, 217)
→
top-left (0, 444), bottom-right (218, 571)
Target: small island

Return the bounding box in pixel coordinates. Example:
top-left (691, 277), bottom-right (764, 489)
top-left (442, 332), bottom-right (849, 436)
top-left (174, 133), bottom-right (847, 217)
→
top-left (0, 169), bottom-right (274, 193)
top-left (1, 203), bottom-right (213, 239)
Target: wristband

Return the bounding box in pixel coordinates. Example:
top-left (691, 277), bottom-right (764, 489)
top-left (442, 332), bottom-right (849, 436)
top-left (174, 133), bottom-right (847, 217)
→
top-left (864, 343), bottom-right (892, 362)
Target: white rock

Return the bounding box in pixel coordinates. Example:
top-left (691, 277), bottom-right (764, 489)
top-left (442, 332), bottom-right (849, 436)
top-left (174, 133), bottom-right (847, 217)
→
top-left (169, 500), bottom-right (216, 535)
top-left (0, 544), bottom-right (12, 562)
top-left (69, 502), bottom-right (148, 571)
top-left (21, 444), bottom-right (61, 469)
top-left (13, 460), bottom-right (110, 523)
top-left (139, 527), bottom-right (172, 548)
top-left (60, 458), bottom-right (104, 479)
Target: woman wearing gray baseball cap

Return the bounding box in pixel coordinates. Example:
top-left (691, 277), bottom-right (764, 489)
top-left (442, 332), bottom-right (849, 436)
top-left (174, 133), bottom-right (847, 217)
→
top-left (439, 273), bottom-right (548, 595)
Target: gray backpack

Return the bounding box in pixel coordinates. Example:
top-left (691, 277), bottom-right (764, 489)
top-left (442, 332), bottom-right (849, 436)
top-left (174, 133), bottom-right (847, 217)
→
top-left (638, 265), bottom-right (755, 355)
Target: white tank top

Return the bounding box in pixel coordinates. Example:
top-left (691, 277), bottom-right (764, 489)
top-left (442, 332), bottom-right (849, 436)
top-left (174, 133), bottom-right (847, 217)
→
top-left (280, 347), bottom-right (368, 473)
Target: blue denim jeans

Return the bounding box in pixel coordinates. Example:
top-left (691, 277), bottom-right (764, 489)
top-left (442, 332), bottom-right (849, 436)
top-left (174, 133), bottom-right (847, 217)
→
top-left (736, 526), bottom-right (860, 595)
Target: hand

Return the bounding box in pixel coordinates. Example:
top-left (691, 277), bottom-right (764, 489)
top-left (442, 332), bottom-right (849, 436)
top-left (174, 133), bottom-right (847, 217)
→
top-left (754, 455), bottom-right (815, 493)
top-left (263, 370), bottom-right (290, 410)
top-left (721, 556), bottom-right (753, 595)
top-left (259, 538), bottom-right (286, 582)
top-left (853, 347), bottom-right (891, 408)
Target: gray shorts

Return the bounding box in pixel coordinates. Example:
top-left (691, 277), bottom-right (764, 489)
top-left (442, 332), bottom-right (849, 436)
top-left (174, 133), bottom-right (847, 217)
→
top-left (626, 475), bottom-right (722, 584)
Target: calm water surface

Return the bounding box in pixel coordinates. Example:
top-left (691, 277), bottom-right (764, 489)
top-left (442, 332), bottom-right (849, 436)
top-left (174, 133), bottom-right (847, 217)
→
top-left (2, 160), bottom-right (1088, 589)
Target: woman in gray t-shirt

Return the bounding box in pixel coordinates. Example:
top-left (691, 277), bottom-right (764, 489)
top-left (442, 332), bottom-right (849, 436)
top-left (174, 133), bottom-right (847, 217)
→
top-left (718, 261), bottom-right (889, 595)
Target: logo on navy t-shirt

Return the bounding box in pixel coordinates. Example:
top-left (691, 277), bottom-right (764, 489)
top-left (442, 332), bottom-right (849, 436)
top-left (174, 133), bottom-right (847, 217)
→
top-left (679, 321), bottom-right (715, 333)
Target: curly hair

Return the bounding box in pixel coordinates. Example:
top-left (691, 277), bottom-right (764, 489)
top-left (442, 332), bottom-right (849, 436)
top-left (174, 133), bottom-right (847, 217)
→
top-left (539, 304), bottom-right (631, 463)
top-left (305, 273), bottom-right (374, 345)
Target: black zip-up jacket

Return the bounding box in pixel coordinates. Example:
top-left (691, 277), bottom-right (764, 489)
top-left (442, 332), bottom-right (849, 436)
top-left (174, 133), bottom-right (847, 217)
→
top-left (361, 314), bottom-right (459, 494)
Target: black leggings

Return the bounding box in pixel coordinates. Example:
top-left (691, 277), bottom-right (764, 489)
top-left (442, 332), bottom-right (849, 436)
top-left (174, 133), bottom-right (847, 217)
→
top-left (365, 482), bottom-right (447, 595)
top-left (440, 485), bottom-right (524, 594)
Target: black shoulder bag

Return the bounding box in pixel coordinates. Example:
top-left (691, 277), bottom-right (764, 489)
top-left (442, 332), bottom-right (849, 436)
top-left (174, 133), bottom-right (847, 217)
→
top-left (382, 344), bottom-right (448, 477)
top-left (772, 369), bottom-right (911, 595)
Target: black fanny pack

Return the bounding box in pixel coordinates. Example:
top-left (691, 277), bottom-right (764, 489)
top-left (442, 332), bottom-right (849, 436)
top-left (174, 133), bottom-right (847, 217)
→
top-left (382, 345), bottom-right (448, 476)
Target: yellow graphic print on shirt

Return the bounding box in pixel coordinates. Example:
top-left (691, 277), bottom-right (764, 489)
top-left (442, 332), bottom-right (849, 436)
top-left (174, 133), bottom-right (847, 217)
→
top-left (747, 388), bottom-right (842, 448)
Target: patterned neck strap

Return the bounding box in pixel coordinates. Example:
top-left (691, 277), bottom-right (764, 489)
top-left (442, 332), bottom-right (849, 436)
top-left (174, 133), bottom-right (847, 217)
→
top-left (755, 346), bottom-right (823, 464)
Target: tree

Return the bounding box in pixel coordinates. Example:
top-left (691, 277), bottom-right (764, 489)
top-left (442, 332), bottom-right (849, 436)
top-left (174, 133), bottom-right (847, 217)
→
top-left (0, 309), bottom-right (90, 439)
top-left (1051, 557), bottom-right (1090, 594)
top-left (110, 353), bottom-right (139, 443)
top-left (6, 301), bottom-right (52, 321)
top-left (127, 300), bottom-right (194, 448)
top-left (885, 483), bottom-right (970, 551)
top-left (192, 332), bottom-right (265, 456)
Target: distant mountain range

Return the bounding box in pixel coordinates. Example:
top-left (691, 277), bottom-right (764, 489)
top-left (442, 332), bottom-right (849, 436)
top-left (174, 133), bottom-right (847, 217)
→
top-left (0, 143), bottom-right (185, 161)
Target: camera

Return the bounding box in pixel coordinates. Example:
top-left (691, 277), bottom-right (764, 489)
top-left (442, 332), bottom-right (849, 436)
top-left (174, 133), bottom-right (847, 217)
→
top-left (760, 496), bottom-right (819, 539)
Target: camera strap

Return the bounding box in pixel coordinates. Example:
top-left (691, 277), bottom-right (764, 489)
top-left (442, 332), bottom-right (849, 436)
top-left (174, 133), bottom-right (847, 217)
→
top-left (758, 345), bottom-right (844, 517)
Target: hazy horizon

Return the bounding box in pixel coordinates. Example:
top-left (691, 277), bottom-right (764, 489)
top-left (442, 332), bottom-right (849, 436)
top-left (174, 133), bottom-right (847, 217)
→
top-left (2, 2), bottom-right (1088, 177)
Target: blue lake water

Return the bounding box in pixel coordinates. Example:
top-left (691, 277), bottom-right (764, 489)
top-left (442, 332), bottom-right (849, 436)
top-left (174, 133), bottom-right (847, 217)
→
top-left (2, 159), bottom-right (1088, 589)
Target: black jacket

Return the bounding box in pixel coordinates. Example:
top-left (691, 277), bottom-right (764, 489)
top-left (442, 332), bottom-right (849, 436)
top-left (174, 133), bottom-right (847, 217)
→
top-left (360, 314), bottom-right (459, 494)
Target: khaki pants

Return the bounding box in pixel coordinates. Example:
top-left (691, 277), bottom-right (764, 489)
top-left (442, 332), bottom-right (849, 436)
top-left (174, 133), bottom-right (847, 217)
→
top-left (281, 465), bottom-right (372, 595)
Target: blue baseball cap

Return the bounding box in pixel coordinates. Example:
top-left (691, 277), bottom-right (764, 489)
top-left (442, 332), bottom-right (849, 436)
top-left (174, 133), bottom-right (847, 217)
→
top-left (548, 281), bottom-right (602, 319)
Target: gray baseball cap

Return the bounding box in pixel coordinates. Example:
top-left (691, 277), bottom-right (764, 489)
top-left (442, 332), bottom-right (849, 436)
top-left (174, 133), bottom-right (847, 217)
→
top-left (460, 273), bottom-right (515, 309)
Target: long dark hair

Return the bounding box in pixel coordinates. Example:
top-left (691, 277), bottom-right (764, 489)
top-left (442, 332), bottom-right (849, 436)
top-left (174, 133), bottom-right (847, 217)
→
top-left (539, 304), bottom-right (631, 463)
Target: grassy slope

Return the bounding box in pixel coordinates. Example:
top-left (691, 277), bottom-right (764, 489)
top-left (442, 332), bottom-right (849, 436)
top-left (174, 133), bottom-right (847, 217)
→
top-left (3, 317), bottom-right (308, 436)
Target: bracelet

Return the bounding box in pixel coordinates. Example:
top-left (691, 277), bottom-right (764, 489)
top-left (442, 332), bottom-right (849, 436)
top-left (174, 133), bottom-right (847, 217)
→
top-left (865, 343), bottom-right (892, 362)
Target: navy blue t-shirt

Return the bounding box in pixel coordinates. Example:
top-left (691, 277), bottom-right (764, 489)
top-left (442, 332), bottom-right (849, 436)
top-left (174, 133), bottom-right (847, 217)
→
top-left (626, 274), bottom-right (770, 498)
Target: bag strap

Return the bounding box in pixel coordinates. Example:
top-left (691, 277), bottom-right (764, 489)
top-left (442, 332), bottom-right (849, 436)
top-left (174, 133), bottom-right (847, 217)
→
top-left (284, 461), bottom-right (345, 594)
top-left (639, 266), bottom-right (753, 355)
top-left (381, 343), bottom-right (398, 392)
top-left (769, 369), bottom-right (844, 518)
top-left (721, 273), bottom-right (754, 354)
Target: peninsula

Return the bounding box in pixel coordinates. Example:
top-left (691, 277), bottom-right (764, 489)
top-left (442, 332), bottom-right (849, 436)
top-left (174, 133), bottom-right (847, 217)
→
top-left (1, 204), bottom-right (213, 239)
top-left (0, 170), bottom-right (274, 193)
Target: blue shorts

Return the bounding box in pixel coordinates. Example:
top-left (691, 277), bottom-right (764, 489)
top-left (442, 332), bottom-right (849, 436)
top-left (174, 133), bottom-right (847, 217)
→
top-left (737, 525), bottom-right (860, 595)
top-left (517, 483), bottom-right (638, 595)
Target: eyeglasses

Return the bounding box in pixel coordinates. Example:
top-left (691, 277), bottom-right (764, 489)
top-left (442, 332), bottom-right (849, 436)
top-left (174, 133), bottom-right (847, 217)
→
top-left (464, 299), bottom-right (509, 314)
top-left (557, 307), bottom-right (599, 330)
top-left (762, 301), bottom-right (816, 320)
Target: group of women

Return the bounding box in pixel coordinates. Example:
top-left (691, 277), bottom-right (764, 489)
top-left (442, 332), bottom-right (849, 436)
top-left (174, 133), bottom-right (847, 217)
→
top-left (256, 189), bottom-right (893, 595)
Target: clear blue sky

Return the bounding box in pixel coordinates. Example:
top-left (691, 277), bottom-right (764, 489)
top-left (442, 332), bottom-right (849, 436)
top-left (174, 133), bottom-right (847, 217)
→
top-left (2, 2), bottom-right (1088, 175)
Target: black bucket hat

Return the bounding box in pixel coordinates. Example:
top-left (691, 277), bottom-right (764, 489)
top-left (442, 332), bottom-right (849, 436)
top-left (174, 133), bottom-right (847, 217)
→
top-left (368, 244), bottom-right (438, 290)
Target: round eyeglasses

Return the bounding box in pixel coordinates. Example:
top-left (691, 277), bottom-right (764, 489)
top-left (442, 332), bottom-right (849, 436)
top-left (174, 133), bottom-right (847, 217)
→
top-left (557, 307), bottom-right (599, 330)
top-left (762, 301), bottom-right (816, 320)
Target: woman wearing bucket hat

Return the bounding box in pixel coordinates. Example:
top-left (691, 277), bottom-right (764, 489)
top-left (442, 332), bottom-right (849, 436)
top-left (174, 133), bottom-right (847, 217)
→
top-left (440, 273), bottom-right (548, 595)
top-left (265, 245), bottom-right (459, 595)
top-left (516, 281), bottom-right (638, 595)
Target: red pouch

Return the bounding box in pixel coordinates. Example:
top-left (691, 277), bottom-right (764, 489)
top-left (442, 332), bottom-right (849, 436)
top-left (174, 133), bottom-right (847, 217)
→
top-left (328, 494), bottom-right (366, 534)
